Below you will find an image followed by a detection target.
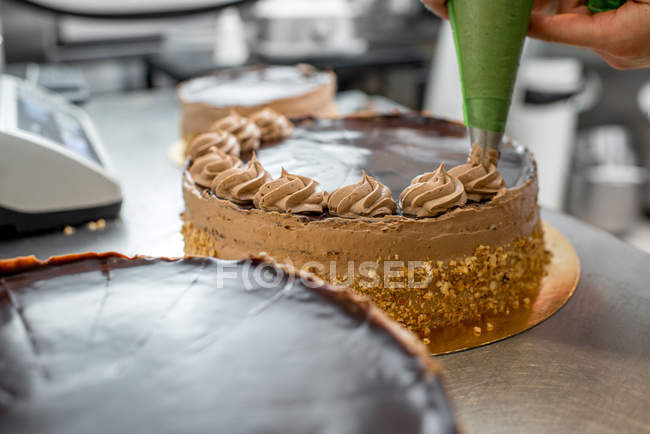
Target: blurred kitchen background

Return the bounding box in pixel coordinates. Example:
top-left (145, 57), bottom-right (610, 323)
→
top-left (2, 0), bottom-right (649, 250)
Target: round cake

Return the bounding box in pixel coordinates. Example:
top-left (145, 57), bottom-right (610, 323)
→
top-left (182, 114), bottom-right (550, 338)
top-left (178, 64), bottom-right (337, 145)
top-left (0, 253), bottom-right (457, 434)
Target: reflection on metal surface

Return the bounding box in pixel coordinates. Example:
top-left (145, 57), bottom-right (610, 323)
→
top-left (427, 221), bottom-right (580, 355)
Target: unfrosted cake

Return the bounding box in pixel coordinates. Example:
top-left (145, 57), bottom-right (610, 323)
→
top-left (178, 64), bottom-right (337, 148)
top-left (181, 113), bottom-right (550, 338)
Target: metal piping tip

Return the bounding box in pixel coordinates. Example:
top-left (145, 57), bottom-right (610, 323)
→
top-left (468, 127), bottom-right (503, 166)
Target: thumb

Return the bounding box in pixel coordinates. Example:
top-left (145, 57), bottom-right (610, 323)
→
top-left (528, 13), bottom-right (602, 48)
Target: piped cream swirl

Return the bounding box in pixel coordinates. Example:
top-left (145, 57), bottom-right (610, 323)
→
top-left (254, 168), bottom-right (326, 214)
top-left (211, 153), bottom-right (271, 204)
top-left (211, 112), bottom-right (261, 153)
top-left (400, 162), bottom-right (467, 217)
top-left (189, 131), bottom-right (240, 160)
top-left (448, 162), bottom-right (505, 202)
top-left (249, 108), bottom-right (293, 142)
top-left (328, 171), bottom-right (397, 218)
top-left (190, 149), bottom-right (242, 188)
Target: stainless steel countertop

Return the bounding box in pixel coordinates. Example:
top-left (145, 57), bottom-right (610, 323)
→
top-left (1, 90), bottom-right (648, 433)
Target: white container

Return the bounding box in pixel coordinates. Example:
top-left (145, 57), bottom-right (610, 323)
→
top-left (507, 58), bottom-right (584, 211)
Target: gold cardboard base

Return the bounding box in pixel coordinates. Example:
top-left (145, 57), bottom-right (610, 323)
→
top-left (427, 221), bottom-right (580, 355)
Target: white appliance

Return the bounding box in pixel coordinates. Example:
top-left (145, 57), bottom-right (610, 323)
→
top-left (248, 0), bottom-right (367, 59)
top-left (507, 58), bottom-right (584, 211)
top-left (424, 22), bottom-right (463, 122)
top-left (0, 74), bottom-right (121, 235)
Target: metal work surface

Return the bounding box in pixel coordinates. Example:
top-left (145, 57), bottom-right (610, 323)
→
top-left (442, 211), bottom-right (650, 433)
top-left (1, 90), bottom-right (648, 433)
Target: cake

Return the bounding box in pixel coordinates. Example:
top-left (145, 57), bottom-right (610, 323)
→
top-left (182, 114), bottom-right (550, 338)
top-left (178, 64), bottom-right (337, 147)
top-left (0, 253), bottom-right (457, 434)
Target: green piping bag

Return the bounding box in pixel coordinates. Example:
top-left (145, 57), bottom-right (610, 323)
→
top-left (449, 0), bottom-right (534, 162)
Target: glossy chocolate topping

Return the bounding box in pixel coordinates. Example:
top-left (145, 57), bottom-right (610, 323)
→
top-left (253, 115), bottom-right (534, 195)
top-left (400, 163), bottom-right (467, 217)
top-left (0, 253), bottom-right (457, 434)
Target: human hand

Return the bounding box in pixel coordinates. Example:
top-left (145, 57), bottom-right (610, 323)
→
top-left (420, 0), bottom-right (650, 70)
top-left (529, 0), bottom-right (650, 69)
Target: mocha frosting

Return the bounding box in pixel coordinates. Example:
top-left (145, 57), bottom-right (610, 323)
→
top-left (189, 131), bottom-right (241, 159)
top-left (253, 168), bottom-right (326, 214)
top-left (190, 150), bottom-right (242, 188)
top-left (400, 163), bottom-right (467, 217)
top-left (328, 171), bottom-right (397, 218)
top-left (211, 112), bottom-right (262, 153)
top-left (467, 144), bottom-right (500, 167)
top-left (211, 153), bottom-right (271, 204)
top-left (448, 162), bottom-right (506, 202)
top-left (249, 108), bottom-right (294, 142)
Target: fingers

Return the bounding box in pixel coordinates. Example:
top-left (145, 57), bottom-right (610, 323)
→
top-left (533, 0), bottom-right (589, 14)
top-left (528, 13), bottom-right (602, 47)
top-left (420, 0), bottom-right (449, 19)
top-left (595, 49), bottom-right (642, 70)
top-left (557, 0), bottom-right (589, 13)
top-left (532, 0), bottom-right (560, 14)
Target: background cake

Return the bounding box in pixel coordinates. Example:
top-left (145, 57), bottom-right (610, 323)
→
top-left (182, 114), bottom-right (550, 338)
top-left (178, 64), bottom-right (337, 146)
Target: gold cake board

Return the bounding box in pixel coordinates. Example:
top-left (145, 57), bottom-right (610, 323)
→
top-left (427, 221), bottom-right (580, 355)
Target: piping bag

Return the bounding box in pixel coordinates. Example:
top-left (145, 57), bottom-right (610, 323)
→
top-left (448, 0), bottom-right (626, 165)
top-left (449, 0), bottom-right (534, 165)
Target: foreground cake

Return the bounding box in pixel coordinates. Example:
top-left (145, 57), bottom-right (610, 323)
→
top-left (0, 253), bottom-right (457, 434)
top-left (178, 64), bottom-right (337, 145)
top-left (182, 114), bottom-right (550, 338)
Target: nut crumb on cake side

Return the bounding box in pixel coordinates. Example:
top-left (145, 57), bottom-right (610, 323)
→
top-left (332, 224), bottom-right (550, 336)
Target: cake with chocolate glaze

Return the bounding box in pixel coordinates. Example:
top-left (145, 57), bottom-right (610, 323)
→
top-left (0, 253), bottom-right (457, 434)
top-left (182, 114), bottom-right (550, 338)
top-left (178, 64), bottom-right (336, 147)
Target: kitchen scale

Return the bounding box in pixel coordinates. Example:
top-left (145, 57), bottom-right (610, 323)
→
top-left (0, 74), bottom-right (122, 236)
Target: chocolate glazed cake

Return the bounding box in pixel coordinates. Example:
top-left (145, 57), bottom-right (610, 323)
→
top-left (182, 114), bottom-right (550, 338)
top-left (0, 253), bottom-right (457, 434)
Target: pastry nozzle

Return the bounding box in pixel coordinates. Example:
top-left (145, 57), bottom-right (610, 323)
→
top-left (469, 127), bottom-right (503, 166)
top-left (449, 0), bottom-right (534, 166)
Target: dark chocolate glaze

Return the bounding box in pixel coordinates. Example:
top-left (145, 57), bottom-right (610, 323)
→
top-left (179, 65), bottom-right (333, 107)
top-left (0, 253), bottom-right (457, 434)
top-left (255, 114), bottom-right (535, 196)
